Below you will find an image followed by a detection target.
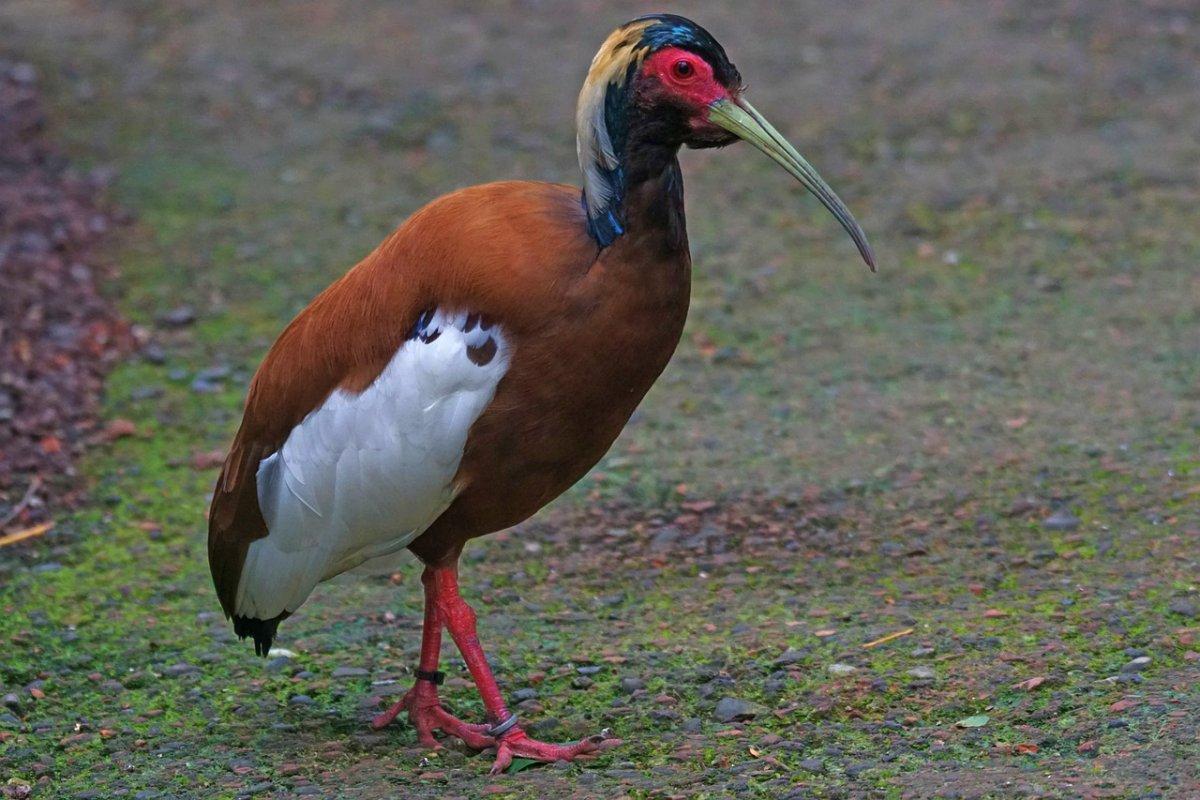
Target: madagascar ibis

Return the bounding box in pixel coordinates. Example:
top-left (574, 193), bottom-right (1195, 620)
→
top-left (208, 14), bottom-right (873, 772)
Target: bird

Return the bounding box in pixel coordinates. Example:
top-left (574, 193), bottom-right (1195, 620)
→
top-left (207, 13), bottom-right (874, 773)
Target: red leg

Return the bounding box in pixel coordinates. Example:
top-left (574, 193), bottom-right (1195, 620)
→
top-left (371, 567), bottom-right (493, 750)
top-left (429, 562), bottom-right (621, 774)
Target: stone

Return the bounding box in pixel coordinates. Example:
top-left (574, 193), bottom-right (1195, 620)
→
top-left (1121, 656), bottom-right (1151, 673)
top-left (827, 663), bottom-right (858, 676)
top-left (162, 663), bottom-right (198, 677)
top-left (331, 666), bottom-right (369, 679)
top-left (157, 305), bottom-right (196, 328)
top-left (1167, 599), bottom-right (1198, 619)
top-left (619, 676), bottom-right (645, 693)
top-left (1042, 510), bottom-right (1080, 531)
top-left (713, 697), bottom-right (764, 723)
top-left (774, 648), bottom-right (806, 666)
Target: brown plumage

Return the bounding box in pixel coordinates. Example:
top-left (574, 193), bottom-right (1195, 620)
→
top-left (208, 14), bottom-right (873, 772)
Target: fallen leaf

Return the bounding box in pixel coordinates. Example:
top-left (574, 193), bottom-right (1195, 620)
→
top-left (103, 418), bottom-right (137, 440)
top-left (1077, 740), bottom-right (1098, 754)
top-left (1014, 742), bottom-right (1039, 755)
top-left (983, 609), bottom-right (1008, 618)
top-left (814, 629), bottom-right (837, 637)
top-left (1013, 676), bottom-right (1047, 691)
top-left (1108, 699), bottom-right (1136, 713)
top-left (191, 449), bottom-right (226, 470)
top-left (955, 714), bottom-right (990, 728)
top-left (0, 522), bottom-right (54, 549)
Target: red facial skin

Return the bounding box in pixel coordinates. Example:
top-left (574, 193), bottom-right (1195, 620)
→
top-left (640, 46), bottom-right (735, 136)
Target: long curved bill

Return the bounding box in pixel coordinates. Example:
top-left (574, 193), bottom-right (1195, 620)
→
top-left (709, 97), bottom-right (876, 271)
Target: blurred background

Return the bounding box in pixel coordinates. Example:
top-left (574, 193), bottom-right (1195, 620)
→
top-left (0, 2), bottom-right (1197, 798)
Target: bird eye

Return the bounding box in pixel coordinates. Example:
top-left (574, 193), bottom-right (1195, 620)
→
top-left (671, 59), bottom-right (695, 80)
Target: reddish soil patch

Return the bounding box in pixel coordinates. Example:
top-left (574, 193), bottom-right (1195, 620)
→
top-left (0, 60), bottom-right (131, 530)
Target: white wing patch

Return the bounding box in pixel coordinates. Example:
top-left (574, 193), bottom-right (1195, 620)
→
top-left (234, 310), bottom-right (508, 621)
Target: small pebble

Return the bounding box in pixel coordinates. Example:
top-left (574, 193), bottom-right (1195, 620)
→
top-left (1042, 510), bottom-right (1080, 531)
top-left (1167, 599), bottom-right (1198, 619)
top-left (713, 697), bottom-right (764, 722)
top-left (1121, 656), bottom-right (1151, 673)
top-left (157, 305), bottom-right (197, 328)
top-left (162, 663), bottom-right (198, 677)
top-left (9, 63), bottom-right (37, 85)
top-left (331, 666), bottom-right (369, 679)
top-left (265, 657), bottom-right (292, 673)
top-left (907, 666), bottom-right (935, 680)
top-left (140, 344), bottom-right (167, 365)
top-left (774, 648), bottom-right (805, 666)
top-left (827, 663), bottom-right (857, 676)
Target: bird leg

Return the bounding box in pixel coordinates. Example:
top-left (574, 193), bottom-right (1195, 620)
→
top-left (428, 562), bottom-right (621, 774)
top-left (370, 567), bottom-right (494, 750)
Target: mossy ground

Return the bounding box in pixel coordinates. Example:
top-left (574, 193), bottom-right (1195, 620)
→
top-left (1, 2), bottom-right (1197, 798)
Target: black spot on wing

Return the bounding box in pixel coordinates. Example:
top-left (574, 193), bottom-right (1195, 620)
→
top-left (466, 336), bottom-right (498, 366)
top-left (407, 309), bottom-right (500, 365)
top-left (407, 308), bottom-right (443, 343)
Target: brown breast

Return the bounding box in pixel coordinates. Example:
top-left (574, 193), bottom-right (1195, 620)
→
top-left (411, 181), bottom-right (692, 564)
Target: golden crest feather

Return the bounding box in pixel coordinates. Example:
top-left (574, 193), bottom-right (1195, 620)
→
top-left (575, 20), bottom-right (654, 223)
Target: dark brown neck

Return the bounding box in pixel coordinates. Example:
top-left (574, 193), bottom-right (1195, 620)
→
top-left (614, 146), bottom-right (687, 255)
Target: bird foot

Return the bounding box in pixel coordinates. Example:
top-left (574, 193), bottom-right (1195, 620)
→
top-left (371, 689), bottom-right (494, 751)
top-left (489, 727), bottom-right (622, 775)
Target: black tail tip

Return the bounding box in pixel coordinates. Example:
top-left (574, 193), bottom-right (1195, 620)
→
top-left (233, 614), bottom-right (284, 657)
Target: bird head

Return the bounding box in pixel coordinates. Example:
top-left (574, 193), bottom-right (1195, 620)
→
top-left (578, 14), bottom-right (874, 269)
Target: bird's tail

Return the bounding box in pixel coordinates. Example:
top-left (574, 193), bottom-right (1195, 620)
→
top-left (233, 612), bottom-right (288, 657)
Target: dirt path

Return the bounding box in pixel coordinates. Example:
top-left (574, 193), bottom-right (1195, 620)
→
top-left (1, 2), bottom-right (1197, 798)
top-left (0, 59), bottom-right (131, 529)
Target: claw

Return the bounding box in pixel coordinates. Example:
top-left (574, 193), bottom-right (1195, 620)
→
top-left (371, 688), bottom-right (495, 751)
top-left (488, 727), bottom-right (622, 774)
